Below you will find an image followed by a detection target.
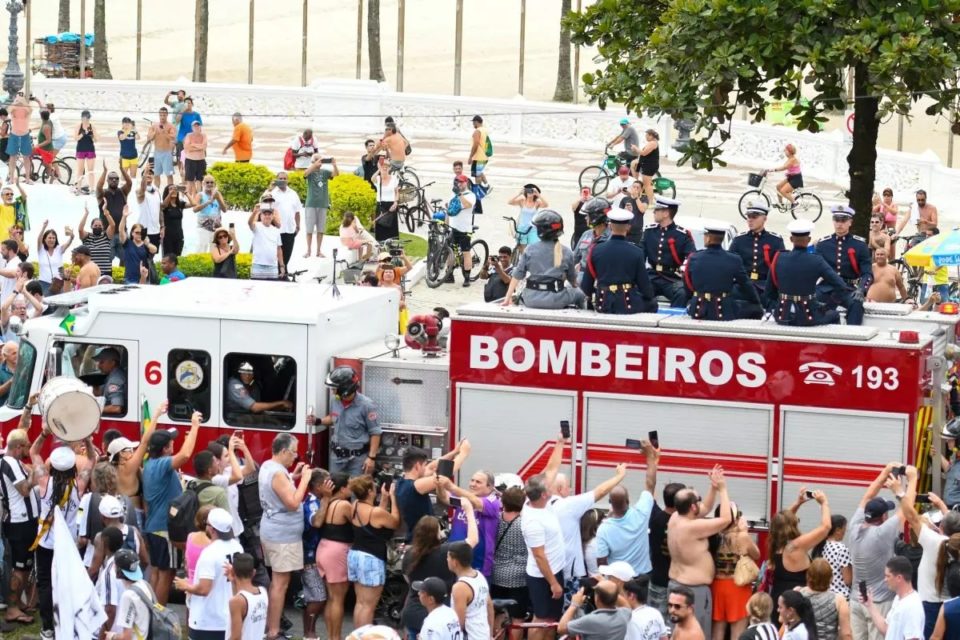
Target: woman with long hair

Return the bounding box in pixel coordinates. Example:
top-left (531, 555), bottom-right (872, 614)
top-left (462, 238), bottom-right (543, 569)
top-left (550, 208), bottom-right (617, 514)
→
top-left (371, 163), bottom-right (399, 242)
top-left (767, 488), bottom-right (831, 626)
top-left (119, 205), bottom-right (157, 284)
top-left (581, 509), bottom-right (601, 577)
top-left (183, 504), bottom-right (215, 622)
top-left (799, 558), bottom-right (851, 640)
top-left (401, 506), bottom-right (478, 640)
top-left (160, 184), bottom-right (186, 257)
top-left (210, 226), bottom-right (239, 279)
top-left (813, 515), bottom-right (852, 598)
top-left (74, 110), bottom-right (98, 190)
top-left (347, 476), bottom-right (400, 629)
top-left (632, 128), bottom-right (660, 206)
top-left (712, 503), bottom-right (761, 640)
top-left (36, 220), bottom-right (73, 295)
top-left (316, 472), bottom-right (352, 640)
top-left (779, 590), bottom-right (819, 640)
top-left (768, 144), bottom-right (803, 208)
top-left (931, 562), bottom-right (960, 640)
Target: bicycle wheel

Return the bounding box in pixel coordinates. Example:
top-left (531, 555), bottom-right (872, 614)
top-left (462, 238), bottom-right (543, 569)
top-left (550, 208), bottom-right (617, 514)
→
top-left (138, 141), bottom-right (154, 168)
top-left (590, 174), bottom-right (611, 197)
top-left (43, 159), bottom-right (72, 185)
top-left (791, 192), bottom-right (823, 222)
top-left (737, 190), bottom-right (771, 219)
top-left (398, 204), bottom-right (416, 234)
top-left (578, 165), bottom-right (606, 192)
top-left (468, 239), bottom-right (489, 282)
top-left (425, 244), bottom-right (454, 288)
top-left (400, 167), bottom-right (420, 190)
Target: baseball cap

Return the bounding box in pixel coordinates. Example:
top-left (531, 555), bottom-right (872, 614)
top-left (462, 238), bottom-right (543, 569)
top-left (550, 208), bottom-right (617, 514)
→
top-left (98, 494), bottom-right (124, 519)
top-left (411, 576), bottom-right (448, 601)
top-left (377, 251), bottom-right (392, 262)
top-left (598, 560), bottom-right (635, 582)
top-left (107, 436), bottom-right (139, 461)
top-left (114, 548), bottom-right (142, 581)
top-left (148, 429), bottom-right (178, 452)
top-left (454, 174), bottom-right (470, 184)
top-left (49, 446), bottom-right (76, 472)
top-left (619, 118), bottom-right (630, 125)
top-left (93, 347), bottom-right (121, 361)
top-left (617, 166), bottom-right (629, 176)
top-left (207, 508), bottom-right (233, 533)
top-left (864, 497), bottom-right (896, 521)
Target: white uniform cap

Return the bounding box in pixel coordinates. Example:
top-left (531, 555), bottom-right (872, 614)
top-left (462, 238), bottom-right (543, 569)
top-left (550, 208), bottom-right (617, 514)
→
top-left (787, 219), bottom-right (815, 236)
top-left (654, 196), bottom-right (680, 210)
top-left (237, 362), bottom-right (254, 374)
top-left (606, 207), bottom-right (634, 223)
top-left (49, 446), bottom-right (76, 472)
top-left (830, 204), bottom-right (855, 218)
top-left (704, 223), bottom-right (728, 235)
top-left (745, 201), bottom-right (769, 215)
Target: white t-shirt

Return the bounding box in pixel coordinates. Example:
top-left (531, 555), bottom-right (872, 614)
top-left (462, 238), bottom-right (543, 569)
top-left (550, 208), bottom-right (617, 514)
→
top-left (449, 191), bottom-right (476, 234)
top-left (137, 188), bottom-right (163, 234)
top-left (0, 255), bottom-right (21, 300)
top-left (291, 136), bottom-right (317, 170)
top-left (918, 526), bottom-right (947, 602)
top-left (270, 187), bottom-right (303, 234)
top-left (627, 605), bottom-right (669, 640)
top-left (251, 222), bottom-right (281, 267)
top-left (521, 504), bottom-right (565, 578)
top-left (212, 470), bottom-right (244, 536)
top-left (188, 537), bottom-right (244, 631)
top-left (885, 591), bottom-right (925, 640)
top-left (550, 491), bottom-right (599, 578)
top-left (420, 604), bottom-right (463, 640)
top-left (117, 581), bottom-right (152, 638)
top-left (607, 176), bottom-right (635, 195)
top-left (37, 246), bottom-right (64, 283)
top-left (96, 555), bottom-right (125, 635)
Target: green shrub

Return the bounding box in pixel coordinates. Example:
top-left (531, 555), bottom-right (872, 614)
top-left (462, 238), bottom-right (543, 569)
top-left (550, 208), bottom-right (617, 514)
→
top-left (116, 253), bottom-right (254, 282)
top-left (208, 162), bottom-right (275, 210)
top-left (326, 173), bottom-right (376, 234)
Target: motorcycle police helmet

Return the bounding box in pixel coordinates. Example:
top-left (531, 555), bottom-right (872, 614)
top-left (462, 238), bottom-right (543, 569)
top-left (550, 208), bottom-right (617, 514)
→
top-left (326, 365), bottom-right (359, 398)
top-left (532, 209), bottom-right (564, 241)
top-left (943, 417), bottom-right (960, 440)
top-left (581, 197), bottom-right (611, 226)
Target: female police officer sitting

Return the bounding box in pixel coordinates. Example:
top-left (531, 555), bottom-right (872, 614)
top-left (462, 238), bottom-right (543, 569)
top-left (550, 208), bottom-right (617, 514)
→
top-left (502, 209), bottom-right (587, 309)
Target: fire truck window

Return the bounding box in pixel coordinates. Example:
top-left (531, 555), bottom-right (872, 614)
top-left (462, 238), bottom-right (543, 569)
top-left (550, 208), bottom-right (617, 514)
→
top-left (167, 350), bottom-right (211, 423)
top-left (223, 353), bottom-right (296, 430)
top-left (44, 341), bottom-right (129, 418)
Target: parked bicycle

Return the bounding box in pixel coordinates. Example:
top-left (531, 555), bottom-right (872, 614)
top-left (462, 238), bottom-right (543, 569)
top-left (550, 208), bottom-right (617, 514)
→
top-left (578, 147), bottom-right (676, 198)
top-left (396, 181), bottom-right (436, 233)
top-left (138, 117), bottom-right (154, 169)
top-left (424, 210), bottom-right (489, 288)
top-left (738, 171), bottom-right (823, 221)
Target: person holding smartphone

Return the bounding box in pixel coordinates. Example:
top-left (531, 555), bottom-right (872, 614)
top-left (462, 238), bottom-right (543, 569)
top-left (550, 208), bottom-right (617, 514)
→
top-left (210, 225), bottom-right (239, 279)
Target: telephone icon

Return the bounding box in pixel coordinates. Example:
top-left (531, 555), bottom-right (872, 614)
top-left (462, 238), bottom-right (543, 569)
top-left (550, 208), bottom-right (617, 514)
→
top-left (798, 362), bottom-right (842, 386)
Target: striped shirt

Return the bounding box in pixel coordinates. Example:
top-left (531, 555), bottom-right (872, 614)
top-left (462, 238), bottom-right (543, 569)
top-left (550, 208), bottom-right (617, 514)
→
top-left (83, 233), bottom-right (113, 279)
top-left (0, 455), bottom-right (39, 523)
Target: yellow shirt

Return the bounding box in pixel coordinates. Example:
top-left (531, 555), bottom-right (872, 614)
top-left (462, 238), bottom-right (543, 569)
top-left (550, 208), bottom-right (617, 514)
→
top-left (925, 265), bottom-right (949, 285)
top-left (0, 204), bottom-right (15, 241)
top-left (471, 128), bottom-right (488, 163)
top-left (232, 122), bottom-right (253, 161)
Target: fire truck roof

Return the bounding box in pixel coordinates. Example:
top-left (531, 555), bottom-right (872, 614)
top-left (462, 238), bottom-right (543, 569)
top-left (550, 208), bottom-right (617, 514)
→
top-left (50, 279), bottom-right (397, 325)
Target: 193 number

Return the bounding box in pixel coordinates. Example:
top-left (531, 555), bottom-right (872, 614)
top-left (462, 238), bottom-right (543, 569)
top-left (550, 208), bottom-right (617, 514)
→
top-left (852, 365), bottom-right (899, 390)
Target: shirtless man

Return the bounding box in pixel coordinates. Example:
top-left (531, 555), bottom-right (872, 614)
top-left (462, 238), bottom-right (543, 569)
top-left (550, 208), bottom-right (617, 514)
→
top-left (67, 245), bottom-right (101, 290)
top-left (667, 466), bottom-right (731, 636)
top-left (867, 248), bottom-right (908, 303)
top-left (668, 585), bottom-right (705, 640)
top-left (148, 107), bottom-right (177, 187)
top-left (375, 124), bottom-right (407, 171)
top-left (896, 189), bottom-right (938, 236)
top-left (110, 400), bottom-right (166, 524)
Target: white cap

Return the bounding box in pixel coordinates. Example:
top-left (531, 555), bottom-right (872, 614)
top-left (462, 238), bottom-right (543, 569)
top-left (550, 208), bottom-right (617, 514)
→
top-left (704, 223), bottom-right (728, 235)
top-left (208, 508), bottom-right (233, 533)
top-left (107, 437), bottom-right (139, 460)
top-left (745, 201), bottom-right (769, 215)
top-left (49, 446), bottom-right (76, 472)
top-left (598, 560), bottom-right (635, 582)
top-left (787, 219), bottom-right (815, 236)
top-left (98, 494), bottom-right (124, 519)
top-left (606, 207), bottom-right (634, 223)
top-left (237, 362), bottom-right (254, 374)
top-left (830, 204), bottom-right (855, 218)
top-left (654, 196), bottom-right (680, 210)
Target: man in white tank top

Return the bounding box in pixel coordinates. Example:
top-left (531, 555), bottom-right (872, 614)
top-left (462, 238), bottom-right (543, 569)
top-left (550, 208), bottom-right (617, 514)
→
top-left (228, 553), bottom-right (267, 640)
top-left (448, 540), bottom-right (492, 640)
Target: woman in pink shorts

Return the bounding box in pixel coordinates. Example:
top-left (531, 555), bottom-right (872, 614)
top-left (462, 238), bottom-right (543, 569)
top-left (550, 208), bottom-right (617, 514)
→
top-left (340, 211), bottom-right (377, 261)
top-left (74, 110), bottom-right (97, 190)
top-left (316, 473), bottom-right (353, 640)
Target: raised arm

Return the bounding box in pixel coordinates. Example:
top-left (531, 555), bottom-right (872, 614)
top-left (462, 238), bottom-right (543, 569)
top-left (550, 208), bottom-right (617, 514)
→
top-left (95, 162), bottom-right (107, 198)
top-left (171, 411), bottom-right (202, 470)
top-left (36, 219), bottom-right (48, 250)
top-left (118, 206), bottom-right (129, 244)
top-left (900, 465), bottom-right (923, 536)
top-left (542, 434), bottom-right (566, 489)
top-left (790, 491), bottom-right (831, 552)
top-left (78, 206), bottom-right (90, 240)
top-left (860, 462), bottom-right (897, 508)
top-left (103, 208), bottom-right (116, 239)
top-left (591, 463), bottom-right (627, 501)
top-left (248, 205), bottom-right (259, 231)
top-left (643, 440), bottom-right (660, 495)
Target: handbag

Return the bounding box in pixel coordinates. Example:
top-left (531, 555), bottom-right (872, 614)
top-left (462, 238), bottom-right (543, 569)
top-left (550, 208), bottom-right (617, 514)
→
top-left (733, 553), bottom-right (760, 586)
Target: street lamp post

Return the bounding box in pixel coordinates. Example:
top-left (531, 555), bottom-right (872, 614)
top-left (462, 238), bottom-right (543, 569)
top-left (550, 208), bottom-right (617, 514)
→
top-left (2, 0), bottom-right (24, 103)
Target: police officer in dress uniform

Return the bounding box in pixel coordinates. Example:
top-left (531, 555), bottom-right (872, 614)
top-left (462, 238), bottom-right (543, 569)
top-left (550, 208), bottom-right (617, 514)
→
top-left (573, 198), bottom-right (612, 280)
top-left (728, 201), bottom-right (784, 316)
top-left (225, 362), bottom-right (293, 422)
top-left (94, 347), bottom-right (127, 416)
top-left (815, 204), bottom-right (873, 325)
top-left (581, 207), bottom-right (658, 314)
top-left (319, 365), bottom-right (382, 476)
top-left (684, 223), bottom-right (760, 320)
top-left (765, 219), bottom-right (851, 326)
top-left (502, 209), bottom-right (587, 309)
top-left (641, 196), bottom-right (695, 307)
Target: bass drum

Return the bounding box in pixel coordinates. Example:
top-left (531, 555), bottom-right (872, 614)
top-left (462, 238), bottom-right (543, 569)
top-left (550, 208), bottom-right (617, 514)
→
top-left (38, 376), bottom-right (101, 442)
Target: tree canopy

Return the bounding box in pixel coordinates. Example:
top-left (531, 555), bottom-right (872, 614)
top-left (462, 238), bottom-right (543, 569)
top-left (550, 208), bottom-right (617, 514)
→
top-left (568, 0), bottom-right (960, 233)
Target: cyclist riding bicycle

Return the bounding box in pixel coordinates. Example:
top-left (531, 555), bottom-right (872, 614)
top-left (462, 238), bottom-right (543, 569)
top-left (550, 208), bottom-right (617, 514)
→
top-left (447, 175), bottom-right (478, 287)
top-left (765, 143), bottom-right (802, 209)
top-left (606, 118), bottom-right (640, 174)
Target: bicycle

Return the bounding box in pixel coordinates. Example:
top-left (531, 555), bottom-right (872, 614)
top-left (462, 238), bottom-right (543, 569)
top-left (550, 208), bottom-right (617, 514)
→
top-left (578, 147), bottom-right (676, 198)
top-left (424, 211), bottom-right (489, 288)
top-left (396, 181), bottom-right (436, 233)
top-left (737, 171), bottom-right (823, 222)
top-left (16, 150), bottom-right (73, 185)
top-left (501, 215), bottom-right (529, 268)
top-left (138, 117), bottom-right (154, 169)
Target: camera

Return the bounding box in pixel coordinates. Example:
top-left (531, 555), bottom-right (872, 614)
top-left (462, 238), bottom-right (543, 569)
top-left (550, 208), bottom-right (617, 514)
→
top-left (524, 187), bottom-right (534, 196)
top-left (384, 238), bottom-right (405, 260)
top-left (376, 468), bottom-right (402, 491)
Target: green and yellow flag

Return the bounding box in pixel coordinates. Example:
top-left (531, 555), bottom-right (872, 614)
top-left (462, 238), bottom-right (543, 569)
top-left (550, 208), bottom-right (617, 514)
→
top-left (59, 313), bottom-right (76, 336)
top-left (141, 396), bottom-right (151, 437)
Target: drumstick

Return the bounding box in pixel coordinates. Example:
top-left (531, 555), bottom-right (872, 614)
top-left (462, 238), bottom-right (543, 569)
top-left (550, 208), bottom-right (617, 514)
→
top-left (49, 416), bottom-right (67, 437)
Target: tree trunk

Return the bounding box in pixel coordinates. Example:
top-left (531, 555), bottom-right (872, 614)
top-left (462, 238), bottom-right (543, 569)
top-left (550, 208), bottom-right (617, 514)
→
top-left (846, 62), bottom-right (879, 239)
top-left (193, 0), bottom-right (209, 82)
top-left (92, 0), bottom-right (111, 79)
top-left (553, 0), bottom-right (574, 102)
top-left (367, 0), bottom-right (386, 82)
top-left (58, 0), bottom-right (70, 33)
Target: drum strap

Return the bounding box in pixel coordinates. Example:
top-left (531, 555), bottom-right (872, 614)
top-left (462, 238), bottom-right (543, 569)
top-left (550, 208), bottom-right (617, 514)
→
top-left (30, 479), bottom-right (74, 552)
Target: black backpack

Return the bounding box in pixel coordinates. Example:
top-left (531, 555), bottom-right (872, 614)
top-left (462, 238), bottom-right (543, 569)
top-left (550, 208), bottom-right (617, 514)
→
top-left (236, 473), bottom-right (262, 528)
top-left (167, 480), bottom-right (212, 544)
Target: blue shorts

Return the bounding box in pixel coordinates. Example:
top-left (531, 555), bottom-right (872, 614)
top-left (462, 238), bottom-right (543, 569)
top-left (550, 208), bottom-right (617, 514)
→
top-left (52, 134), bottom-right (67, 151)
top-left (518, 225), bottom-right (539, 246)
top-left (471, 160), bottom-right (487, 176)
top-left (7, 133), bottom-right (31, 157)
top-left (153, 150), bottom-right (174, 176)
top-left (347, 549), bottom-right (385, 587)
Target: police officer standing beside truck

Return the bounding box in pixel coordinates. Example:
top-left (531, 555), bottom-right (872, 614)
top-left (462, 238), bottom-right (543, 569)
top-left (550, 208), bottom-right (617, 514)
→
top-left (581, 207), bottom-right (657, 314)
top-left (642, 196), bottom-right (695, 307)
top-left (684, 223), bottom-right (760, 320)
top-left (318, 365), bottom-right (382, 476)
